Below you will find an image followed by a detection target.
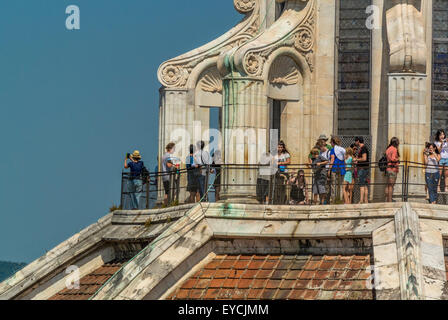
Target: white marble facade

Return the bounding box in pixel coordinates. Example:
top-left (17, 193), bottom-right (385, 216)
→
top-left (157, 0), bottom-right (436, 202)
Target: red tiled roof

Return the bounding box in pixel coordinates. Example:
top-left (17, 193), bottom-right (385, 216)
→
top-left (48, 262), bottom-right (123, 300)
top-left (167, 254), bottom-right (374, 300)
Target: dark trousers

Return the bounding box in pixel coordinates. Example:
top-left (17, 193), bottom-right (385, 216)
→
top-left (197, 175), bottom-right (206, 200)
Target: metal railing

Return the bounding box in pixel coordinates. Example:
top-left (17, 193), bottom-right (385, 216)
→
top-left (120, 161), bottom-right (447, 210)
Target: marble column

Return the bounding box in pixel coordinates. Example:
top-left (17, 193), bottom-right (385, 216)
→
top-left (220, 76), bottom-right (269, 203)
top-left (158, 88), bottom-right (198, 204)
top-left (385, 0), bottom-right (429, 199)
top-left (388, 73), bottom-right (428, 197)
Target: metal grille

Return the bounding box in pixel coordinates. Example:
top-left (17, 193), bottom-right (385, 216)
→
top-left (433, 0), bottom-right (448, 136)
top-left (337, 0), bottom-right (372, 136)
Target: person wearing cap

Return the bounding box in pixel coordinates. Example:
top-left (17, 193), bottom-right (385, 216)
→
top-left (308, 134), bottom-right (333, 165)
top-left (124, 150), bottom-right (145, 209)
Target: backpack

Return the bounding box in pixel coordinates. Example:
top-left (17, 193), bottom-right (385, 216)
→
top-left (378, 154), bottom-right (388, 172)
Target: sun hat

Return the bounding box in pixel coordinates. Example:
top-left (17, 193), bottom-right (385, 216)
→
top-left (131, 150), bottom-right (142, 160)
top-left (318, 134), bottom-right (329, 141)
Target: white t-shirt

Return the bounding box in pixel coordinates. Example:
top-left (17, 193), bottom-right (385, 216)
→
top-left (320, 149), bottom-right (331, 169)
top-left (435, 141), bottom-right (448, 159)
top-left (194, 150), bottom-right (211, 176)
top-left (275, 152), bottom-right (291, 173)
top-left (162, 152), bottom-right (173, 182)
top-left (259, 153), bottom-right (275, 179)
top-left (333, 145), bottom-right (346, 161)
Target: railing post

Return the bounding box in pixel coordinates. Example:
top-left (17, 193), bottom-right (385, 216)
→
top-left (406, 162), bottom-right (410, 202)
top-left (120, 172), bottom-right (125, 210)
top-left (169, 171), bottom-right (174, 205)
top-left (145, 175), bottom-right (149, 209)
top-left (205, 165), bottom-right (210, 202)
top-left (175, 169), bottom-right (180, 203)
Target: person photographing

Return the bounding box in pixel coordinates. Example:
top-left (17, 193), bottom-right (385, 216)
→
top-left (424, 143), bottom-right (441, 204)
top-left (124, 150), bottom-right (145, 210)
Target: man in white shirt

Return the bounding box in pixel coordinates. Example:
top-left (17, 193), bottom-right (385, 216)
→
top-left (194, 141), bottom-right (211, 200)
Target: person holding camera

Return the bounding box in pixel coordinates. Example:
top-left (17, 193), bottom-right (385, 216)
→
top-left (435, 130), bottom-right (448, 192)
top-left (124, 150), bottom-right (145, 210)
top-left (424, 143), bottom-right (441, 204)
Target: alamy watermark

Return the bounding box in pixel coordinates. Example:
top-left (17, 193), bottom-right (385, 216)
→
top-left (66, 5), bottom-right (80, 30)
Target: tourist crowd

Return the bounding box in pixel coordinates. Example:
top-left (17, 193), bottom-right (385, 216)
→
top-left (124, 130), bottom-right (448, 209)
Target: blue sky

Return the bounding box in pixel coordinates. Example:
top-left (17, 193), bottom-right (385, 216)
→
top-left (0, 0), bottom-right (240, 263)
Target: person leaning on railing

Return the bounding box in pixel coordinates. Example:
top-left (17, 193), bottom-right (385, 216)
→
top-left (424, 143), bottom-right (441, 204)
top-left (124, 150), bottom-right (144, 210)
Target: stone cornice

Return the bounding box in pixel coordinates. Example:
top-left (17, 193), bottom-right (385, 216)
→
top-left (157, 0), bottom-right (262, 89)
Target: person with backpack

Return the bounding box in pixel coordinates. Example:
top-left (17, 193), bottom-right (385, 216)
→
top-left (385, 137), bottom-right (400, 202)
top-left (124, 150), bottom-right (145, 210)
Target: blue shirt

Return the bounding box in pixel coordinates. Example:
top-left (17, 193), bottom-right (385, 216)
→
top-left (127, 160), bottom-right (144, 178)
top-left (330, 149), bottom-right (346, 175)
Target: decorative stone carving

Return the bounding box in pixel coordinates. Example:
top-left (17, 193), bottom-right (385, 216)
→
top-left (269, 56), bottom-right (300, 85)
top-left (386, 0), bottom-right (426, 73)
top-left (199, 69), bottom-right (223, 93)
top-left (234, 0), bottom-right (256, 13)
top-left (158, 0), bottom-right (261, 89)
top-left (226, 0), bottom-right (315, 77)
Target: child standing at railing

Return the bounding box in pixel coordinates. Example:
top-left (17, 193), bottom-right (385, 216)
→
top-left (343, 148), bottom-right (354, 204)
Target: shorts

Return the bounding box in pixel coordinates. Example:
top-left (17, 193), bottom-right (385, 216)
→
top-left (312, 179), bottom-right (327, 195)
top-left (440, 158), bottom-right (448, 166)
top-left (386, 171), bottom-right (398, 181)
top-left (163, 180), bottom-right (170, 195)
top-left (357, 168), bottom-right (369, 187)
top-left (187, 172), bottom-right (199, 192)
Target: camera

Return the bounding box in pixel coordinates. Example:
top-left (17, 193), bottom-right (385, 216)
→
top-left (126, 153), bottom-right (131, 159)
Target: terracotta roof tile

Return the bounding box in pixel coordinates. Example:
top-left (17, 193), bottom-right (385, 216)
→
top-left (167, 254), bottom-right (374, 300)
top-left (48, 261), bottom-right (125, 300)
